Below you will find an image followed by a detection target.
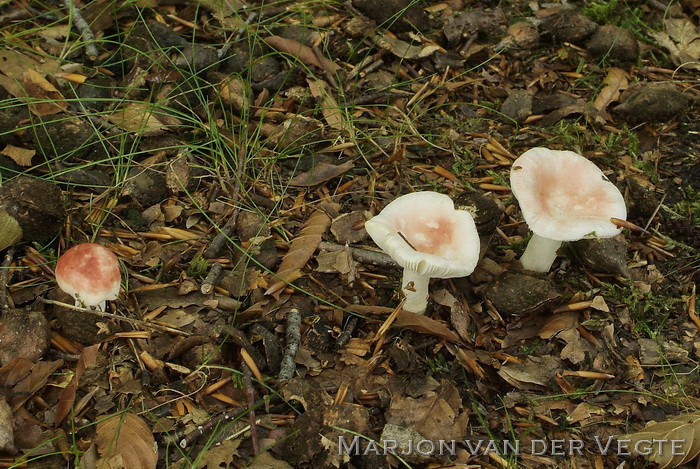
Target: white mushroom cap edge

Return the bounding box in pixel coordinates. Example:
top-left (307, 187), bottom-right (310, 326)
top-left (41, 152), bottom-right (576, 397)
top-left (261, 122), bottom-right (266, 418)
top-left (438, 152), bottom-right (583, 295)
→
top-left (364, 191), bottom-right (480, 314)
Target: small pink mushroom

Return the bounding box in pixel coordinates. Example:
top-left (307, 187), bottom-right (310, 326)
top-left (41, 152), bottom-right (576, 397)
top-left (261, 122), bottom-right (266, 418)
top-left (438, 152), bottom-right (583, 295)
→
top-left (55, 243), bottom-right (121, 311)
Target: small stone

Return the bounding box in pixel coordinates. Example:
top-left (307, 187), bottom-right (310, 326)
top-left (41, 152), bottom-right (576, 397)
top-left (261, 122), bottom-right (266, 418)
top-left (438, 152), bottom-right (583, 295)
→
top-left (343, 16), bottom-right (376, 39)
top-left (330, 211), bottom-right (367, 244)
top-left (501, 89), bottom-right (532, 124)
top-left (0, 176), bottom-right (66, 244)
top-left (174, 44), bottom-right (218, 73)
top-left (237, 211), bottom-right (271, 241)
top-left (483, 272), bottom-right (561, 316)
top-left (615, 83), bottom-right (690, 124)
top-left (352, 0), bottom-right (430, 33)
top-left (571, 235), bottom-right (630, 277)
top-left (542, 9), bottom-right (598, 44)
top-left (506, 22), bottom-right (540, 50)
top-left (587, 25), bottom-right (639, 63)
top-left (0, 309), bottom-right (49, 365)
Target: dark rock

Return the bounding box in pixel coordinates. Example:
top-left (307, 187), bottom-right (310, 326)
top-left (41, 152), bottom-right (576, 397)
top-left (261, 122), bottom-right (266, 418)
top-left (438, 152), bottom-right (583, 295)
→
top-left (236, 211), bottom-right (271, 241)
top-left (615, 83), bottom-right (689, 123)
top-left (343, 16), bottom-right (376, 39)
top-left (483, 272), bottom-right (561, 316)
top-left (0, 176), bottom-right (66, 244)
top-left (174, 44), bottom-right (219, 73)
top-left (542, 9), bottom-right (598, 44)
top-left (444, 9), bottom-right (507, 46)
top-left (501, 90), bottom-right (532, 124)
top-left (587, 25), bottom-right (639, 63)
top-left (352, 0), bottom-right (430, 33)
top-left (0, 309), bottom-right (49, 365)
top-left (532, 93), bottom-right (578, 114)
top-left (75, 78), bottom-right (113, 111)
top-left (454, 191), bottom-right (501, 239)
top-left (571, 235), bottom-right (630, 277)
top-left (121, 167), bottom-right (168, 208)
top-left (220, 43), bottom-right (282, 84)
top-left (32, 115), bottom-right (104, 161)
top-left (626, 178), bottom-right (660, 219)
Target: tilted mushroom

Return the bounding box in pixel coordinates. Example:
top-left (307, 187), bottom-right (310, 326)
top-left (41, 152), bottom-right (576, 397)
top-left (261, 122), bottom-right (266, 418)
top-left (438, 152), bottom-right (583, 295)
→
top-left (364, 192), bottom-right (480, 314)
top-left (55, 243), bottom-right (121, 311)
top-left (510, 147), bottom-right (627, 272)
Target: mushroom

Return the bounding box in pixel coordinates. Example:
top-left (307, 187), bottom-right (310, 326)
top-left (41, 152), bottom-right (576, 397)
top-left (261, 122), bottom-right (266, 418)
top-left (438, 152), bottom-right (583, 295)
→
top-left (55, 243), bottom-right (121, 311)
top-left (364, 192), bottom-right (480, 314)
top-left (510, 147), bottom-right (627, 272)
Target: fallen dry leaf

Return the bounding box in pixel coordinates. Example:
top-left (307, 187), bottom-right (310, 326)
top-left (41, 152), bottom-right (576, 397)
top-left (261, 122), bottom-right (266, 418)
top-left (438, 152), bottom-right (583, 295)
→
top-left (95, 413), bottom-right (157, 469)
top-left (264, 36), bottom-right (339, 72)
top-left (266, 210), bottom-right (331, 297)
top-left (288, 160), bottom-right (354, 187)
top-left (55, 344), bottom-right (100, 426)
top-left (594, 67), bottom-right (628, 112)
top-left (1, 145), bottom-right (35, 166)
top-left (23, 69), bottom-right (68, 116)
top-left (651, 18), bottom-right (700, 71)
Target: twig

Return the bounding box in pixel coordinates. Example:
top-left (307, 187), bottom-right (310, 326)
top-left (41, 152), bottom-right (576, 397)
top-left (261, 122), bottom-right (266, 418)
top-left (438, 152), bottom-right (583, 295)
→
top-left (241, 357), bottom-right (260, 455)
top-left (65, 0), bottom-right (99, 60)
top-left (317, 242), bottom-right (398, 268)
top-left (200, 262), bottom-right (223, 294)
top-left (218, 10), bottom-right (258, 59)
top-left (40, 298), bottom-right (190, 336)
top-left (0, 247), bottom-right (15, 315)
top-left (204, 147), bottom-right (247, 259)
top-left (278, 308), bottom-right (301, 381)
top-left (335, 315), bottom-right (358, 348)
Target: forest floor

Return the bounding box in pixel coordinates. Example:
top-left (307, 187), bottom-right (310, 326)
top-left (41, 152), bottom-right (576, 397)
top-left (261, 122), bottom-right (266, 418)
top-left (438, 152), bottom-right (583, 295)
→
top-left (0, 0), bottom-right (699, 467)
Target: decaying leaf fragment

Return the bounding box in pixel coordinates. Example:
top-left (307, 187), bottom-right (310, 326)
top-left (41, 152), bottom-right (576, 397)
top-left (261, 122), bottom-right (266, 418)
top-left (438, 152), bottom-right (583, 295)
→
top-left (621, 410), bottom-right (700, 468)
top-left (650, 18), bottom-right (700, 71)
top-left (23, 69), bottom-right (68, 116)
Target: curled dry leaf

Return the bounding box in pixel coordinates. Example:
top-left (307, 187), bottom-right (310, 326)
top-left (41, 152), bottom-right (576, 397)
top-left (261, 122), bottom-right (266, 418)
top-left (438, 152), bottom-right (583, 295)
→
top-left (264, 35), bottom-right (339, 72)
top-left (265, 210), bottom-right (331, 297)
top-left (593, 67), bottom-right (628, 112)
top-left (95, 413), bottom-right (157, 469)
top-left (650, 18), bottom-right (700, 71)
top-left (622, 410), bottom-right (700, 468)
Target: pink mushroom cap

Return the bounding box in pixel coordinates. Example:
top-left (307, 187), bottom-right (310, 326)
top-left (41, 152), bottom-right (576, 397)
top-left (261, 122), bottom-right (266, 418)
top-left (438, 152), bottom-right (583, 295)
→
top-left (510, 148), bottom-right (627, 242)
top-left (55, 243), bottom-right (121, 308)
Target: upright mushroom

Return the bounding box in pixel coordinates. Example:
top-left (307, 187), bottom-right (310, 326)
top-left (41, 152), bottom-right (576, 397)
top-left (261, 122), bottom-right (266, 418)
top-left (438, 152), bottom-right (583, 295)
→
top-left (364, 192), bottom-right (480, 314)
top-left (510, 147), bottom-right (627, 272)
top-left (55, 243), bottom-right (121, 311)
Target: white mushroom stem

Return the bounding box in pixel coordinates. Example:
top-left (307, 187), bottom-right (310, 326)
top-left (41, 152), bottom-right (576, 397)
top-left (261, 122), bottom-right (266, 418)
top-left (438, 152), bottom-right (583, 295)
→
top-left (401, 269), bottom-right (430, 314)
top-left (519, 234), bottom-right (563, 273)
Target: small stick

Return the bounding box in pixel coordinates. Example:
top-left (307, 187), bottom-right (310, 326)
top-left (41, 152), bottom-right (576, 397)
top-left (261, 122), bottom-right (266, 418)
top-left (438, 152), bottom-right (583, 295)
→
top-left (278, 308), bottom-right (301, 381)
top-left (335, 315), bottom-right (358, 348)
top-left (65, 0), bottom-right (99, 60)
top-left (317, 242), bottom-right (398, 268)
top-left (40, 298), bottom-right (190, 336)
top-left (241, 358), bottom-right (260, 455)
top-left (0, 247), bottom-right (14, 315)
top-left (218, 11), bottom-right (258, 59)
top-left (204, 146), bottom-right (246, 259)
top-left (201, 262), bottom-right (223, 294)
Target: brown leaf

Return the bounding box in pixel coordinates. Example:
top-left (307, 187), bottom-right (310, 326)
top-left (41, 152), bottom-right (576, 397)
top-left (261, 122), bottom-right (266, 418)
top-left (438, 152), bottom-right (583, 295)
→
top-left (23, 69), bottom-right (67, 116)
top-left (383, 380), bottom-right (468, 442)
top-left (55, 344), bottom-right (100, 426)
top-left (622, 411), bottom-right (700, 468)
top-left (107, 103), bottom-right (172, 136)
top-left (0, 49), bottom-right (60, 97)
top-left (307, 78), bottom-right (354, 135)
top-left (375, 34), bottom-right (441, 59)
top-left (593, 67), bottom-right (628, 112)
top-left (1, 145), bottom-right (35, 166)
top-left (264, 36), bottom-right (339, 72)
top-left (650, 18), bottom-right (700, 71)
top-left (265, 210), bottom-right (331, 297)
top-left (539, 312), bottom-right (578, 339)
top-left (95, 413), bottom-right (157, 469)
top-left (288, 161), bottom-right (354, 187)
top-left (10, 360), bottom-right (63, 409)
